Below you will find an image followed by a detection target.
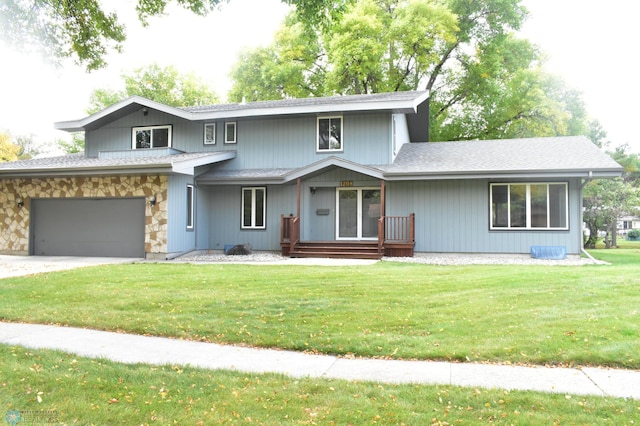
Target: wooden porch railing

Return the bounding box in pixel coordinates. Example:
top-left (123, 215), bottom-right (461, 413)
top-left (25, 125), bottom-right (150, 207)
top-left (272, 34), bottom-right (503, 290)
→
top-left (282, 213), bottom-right (414, 257)
top-left (280, 214), bottom-right (300, 255)
top-left (378, 213), bottom-right (415, 256)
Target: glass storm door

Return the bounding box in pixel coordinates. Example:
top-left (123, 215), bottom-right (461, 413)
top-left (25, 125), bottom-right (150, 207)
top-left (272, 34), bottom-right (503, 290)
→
top-left (336, 188), bottom-right (381, 239)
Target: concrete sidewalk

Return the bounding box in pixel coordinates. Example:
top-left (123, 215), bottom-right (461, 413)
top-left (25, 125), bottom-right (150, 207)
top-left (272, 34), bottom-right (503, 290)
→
top-left (1, 322), bottom-right (638, 400)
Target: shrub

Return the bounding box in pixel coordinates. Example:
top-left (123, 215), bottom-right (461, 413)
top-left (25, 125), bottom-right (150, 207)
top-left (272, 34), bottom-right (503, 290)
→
top-left (627, 229), bottom-right (640, 241)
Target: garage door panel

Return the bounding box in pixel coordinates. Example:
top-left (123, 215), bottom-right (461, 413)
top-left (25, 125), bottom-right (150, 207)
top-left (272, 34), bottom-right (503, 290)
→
top-left (32, 198), bottom-right (145, 258)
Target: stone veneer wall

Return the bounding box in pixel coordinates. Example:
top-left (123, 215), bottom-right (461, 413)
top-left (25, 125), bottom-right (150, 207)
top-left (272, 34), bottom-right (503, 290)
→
top-left (0, 175), bottom-right (168, 256)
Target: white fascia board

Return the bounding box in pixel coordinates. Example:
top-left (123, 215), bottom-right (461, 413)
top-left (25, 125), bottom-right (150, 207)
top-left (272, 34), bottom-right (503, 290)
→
top-left (194, 93), bottom-right (430, 121)
top-left (54, 96), bottom-right (194, 132)
top-left (383, 169), bottom-right (623, 181)
top-left (171, 151), bottom-right (237, 175)
top-left (284, 157), bottom-right (384, 182)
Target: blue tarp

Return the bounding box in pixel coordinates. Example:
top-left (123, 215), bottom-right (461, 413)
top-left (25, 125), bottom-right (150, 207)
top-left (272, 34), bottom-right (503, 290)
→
top-left (530, 246), bottom-right (567, 260)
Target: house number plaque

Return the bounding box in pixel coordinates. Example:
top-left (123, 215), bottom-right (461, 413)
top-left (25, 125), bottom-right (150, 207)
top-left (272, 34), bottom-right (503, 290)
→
top-left (339, 180), bottom-right (353, 187)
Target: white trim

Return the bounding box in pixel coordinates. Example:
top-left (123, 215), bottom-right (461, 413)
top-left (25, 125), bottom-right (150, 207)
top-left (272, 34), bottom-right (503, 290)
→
top-left (132, 125), bottom-right (172, 149)
top-left (241, 187), bottom-right (266, 229)
top-left (225, 121), bottom-right (237, 144)
top-left (317, 116), bottom-right (343, 152)
top-left (489, 182), bottom-right (569, 230)
top-left (204, 123), bottom-right (216, 145)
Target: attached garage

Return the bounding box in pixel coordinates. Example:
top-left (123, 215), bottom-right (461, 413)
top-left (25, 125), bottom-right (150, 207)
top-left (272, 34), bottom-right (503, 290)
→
top-left (31, 198), bottom-right (145, 258)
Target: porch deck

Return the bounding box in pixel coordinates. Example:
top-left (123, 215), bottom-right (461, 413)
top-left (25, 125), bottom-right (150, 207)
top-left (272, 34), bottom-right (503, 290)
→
top-left (280, 214), bottom-right (415, 259)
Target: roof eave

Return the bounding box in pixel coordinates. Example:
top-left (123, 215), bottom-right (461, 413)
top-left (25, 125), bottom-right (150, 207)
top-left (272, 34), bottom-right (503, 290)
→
top-left (384, 169), bottom-right (624, 181)
top-left (55, 96), bottom-right (194, 132)
top-left (194, 93), bottom-right (430, 121)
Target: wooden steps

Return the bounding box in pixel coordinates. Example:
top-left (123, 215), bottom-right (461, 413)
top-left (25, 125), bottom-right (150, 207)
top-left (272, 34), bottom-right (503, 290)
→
top-left (289, 241), bottom-right (382, 259)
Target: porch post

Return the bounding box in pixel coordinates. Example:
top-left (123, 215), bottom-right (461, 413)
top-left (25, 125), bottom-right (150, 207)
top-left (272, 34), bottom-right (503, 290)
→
top-left (297, 177), bottom-right (301, 218)
top-left (380, 180), bottom-right (385, 216)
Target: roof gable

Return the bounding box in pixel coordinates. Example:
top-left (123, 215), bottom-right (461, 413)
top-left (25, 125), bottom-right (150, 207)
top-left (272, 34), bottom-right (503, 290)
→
top-left (55, 91), bottom-right (430, 132)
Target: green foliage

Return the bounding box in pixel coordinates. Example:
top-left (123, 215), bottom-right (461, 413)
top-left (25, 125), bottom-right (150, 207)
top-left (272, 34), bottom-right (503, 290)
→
top-left (0, 0), bottom-right (221, 71)
top-left (87, 63), bottom-right (219, 113)
top-left (626, 229), bottom-right (640, 241)
top-left (229, 0), bottom-right (590, 141)
top-left (57, 133), bottom-right (86, 154)
top-left (0, 130), bottom-right (19, 162)
top-left (3, 345), bottom-right (637, 424)
top-left (2, 256), bottom-right (640, 368)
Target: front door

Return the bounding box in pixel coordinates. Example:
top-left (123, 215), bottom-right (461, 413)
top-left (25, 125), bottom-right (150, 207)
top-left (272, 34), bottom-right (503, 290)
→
top-left (336, 188), bottom-right (381, 240)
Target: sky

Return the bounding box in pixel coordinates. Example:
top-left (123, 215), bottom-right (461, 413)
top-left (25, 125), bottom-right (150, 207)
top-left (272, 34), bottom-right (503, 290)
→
top-left (0, 0), bottom-right (638, 153)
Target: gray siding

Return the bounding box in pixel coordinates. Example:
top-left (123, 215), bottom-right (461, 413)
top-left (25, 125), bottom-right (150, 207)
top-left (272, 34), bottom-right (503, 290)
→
top-left (205, 184), bottom-right (297, 251)
top-left (386, 178), bottom-right (583, 254)
top-left (167, 175), bottom-right (196, 253)
top-left (86, 110), bottom-right (392, 167)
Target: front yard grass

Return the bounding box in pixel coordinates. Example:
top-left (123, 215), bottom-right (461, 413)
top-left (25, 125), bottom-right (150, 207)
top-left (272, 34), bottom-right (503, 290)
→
top-left (1, 345), bottom-right (638, 425)
top-left (1, 249), bottom-right (639, 369)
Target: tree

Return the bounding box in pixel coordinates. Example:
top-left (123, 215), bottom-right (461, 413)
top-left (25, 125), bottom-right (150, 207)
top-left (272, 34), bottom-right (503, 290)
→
top-left (87, 64), bottom-right (219, 113)
top-left (583, 126), bottom-right (640, 248)
top-left (229, 0), bottom-right (589, 141)
top-left (0, 131), bottom-right (19, 162)
top-left (58, 133), bottom-right (86, 154)
top-left (583, 177), bottom-right (638, 249)
top-left (0, 0), bottom-right (221, 71)
top-left (0, 0), bottom-right (349, 72)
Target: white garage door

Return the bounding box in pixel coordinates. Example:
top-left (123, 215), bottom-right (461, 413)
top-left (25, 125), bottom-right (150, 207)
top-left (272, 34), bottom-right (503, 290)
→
top-left (31, 198), bottom-right (145, 258)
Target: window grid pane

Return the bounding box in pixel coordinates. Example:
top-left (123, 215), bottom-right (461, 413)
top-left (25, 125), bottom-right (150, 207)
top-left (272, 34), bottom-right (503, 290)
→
top-left (509, 185), bottom-right (526, 228)
top-left (490, 183), bottom-right (568, 230)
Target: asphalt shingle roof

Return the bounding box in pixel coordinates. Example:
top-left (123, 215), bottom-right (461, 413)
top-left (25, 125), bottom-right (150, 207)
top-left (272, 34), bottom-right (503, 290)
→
top-left (385, 136), bottom-right (622, 176)
top-left (0, 151), bottom-right (234, 175)
top-left (182, 91), bottom-right (428, 114)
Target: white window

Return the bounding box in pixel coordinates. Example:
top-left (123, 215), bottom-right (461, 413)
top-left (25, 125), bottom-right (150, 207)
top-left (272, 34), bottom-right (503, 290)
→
top-left (204, 123), bottom-right (216, 145)
top-left (490, 183), bottom-right (568, 230)
top-left (317, 116), bottom-right (342, 152)
top-left (242, 187), bottom-right (266, 229)
top-left (225, 122), bottom-right (237, 144)
top-left (186, 185), bottom-right (195, 230)
top-left (132, 125), bottom-right (171, 149)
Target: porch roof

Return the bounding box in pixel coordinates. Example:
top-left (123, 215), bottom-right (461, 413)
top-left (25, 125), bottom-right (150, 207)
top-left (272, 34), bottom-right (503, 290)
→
top-left (383, 136), bottom-right (623, 180)
top-left (196, 156), bottom-right (385, 185)
top-left (0, 151), bottom-right (236, 178)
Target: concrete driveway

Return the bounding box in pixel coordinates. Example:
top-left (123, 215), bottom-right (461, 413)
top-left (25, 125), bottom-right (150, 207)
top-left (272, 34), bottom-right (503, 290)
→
top-left (0, 255), bottom-right (140, 279)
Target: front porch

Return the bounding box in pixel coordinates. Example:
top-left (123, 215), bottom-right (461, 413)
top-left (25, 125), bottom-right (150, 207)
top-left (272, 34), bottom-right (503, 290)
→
top-left (280, 214), bottom-right (415, 259)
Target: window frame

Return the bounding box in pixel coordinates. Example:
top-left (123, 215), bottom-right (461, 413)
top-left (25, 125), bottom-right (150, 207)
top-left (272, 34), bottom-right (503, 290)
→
top-left (241, 187), bottom-right (266, 230)
top-left (132, 125), bottom-right (172, 149)
top-left (224, 121), bottom-right (237, 144)
top-left (186, 184), bottom-right (195, 231)
top-left (204, 123), bottom-right (216, 145)
top-left (489, 182), bottom-right (569, 231)
top-left (317, 116), bottom-right (343, 152)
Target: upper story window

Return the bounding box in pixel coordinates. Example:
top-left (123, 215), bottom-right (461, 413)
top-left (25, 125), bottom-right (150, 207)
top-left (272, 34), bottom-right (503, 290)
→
top-left (317, 116), bottom-right (342, 152)
top-left (490, 183), bottom-right (568, 230)
top-left (132, 125), bottom-right (171, 149)
top-left (225, 122), bottom-right (237, 144)
top-left (204, 123), bottom-right (216, 145)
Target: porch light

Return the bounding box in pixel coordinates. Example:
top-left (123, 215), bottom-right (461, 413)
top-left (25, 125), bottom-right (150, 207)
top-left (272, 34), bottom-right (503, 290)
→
top-left (149, 195), bottom-right (156, 207)
top-left (16, 197), bottom-right (23, 208)
top-left (310, 187), bottom-right (316, 195)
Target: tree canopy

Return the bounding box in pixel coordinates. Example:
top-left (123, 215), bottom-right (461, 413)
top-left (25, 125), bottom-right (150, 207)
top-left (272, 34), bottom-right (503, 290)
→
top-left (228, 0), bottom-right (589, 141)
top-left (87, 64), bottom-right (219, 113)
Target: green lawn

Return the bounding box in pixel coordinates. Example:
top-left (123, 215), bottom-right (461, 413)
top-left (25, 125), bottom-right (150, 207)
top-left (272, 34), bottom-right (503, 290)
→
top-left (1, 249), bottom-right (639, 424)
top-left (1, 345), bottom-right (638, 425)
top-left (1, 248), bottom-right (639, 369)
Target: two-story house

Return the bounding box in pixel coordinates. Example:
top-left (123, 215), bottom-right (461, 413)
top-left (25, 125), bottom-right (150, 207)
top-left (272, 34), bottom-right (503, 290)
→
top-left (0, 91), bottom-right (622, 259)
